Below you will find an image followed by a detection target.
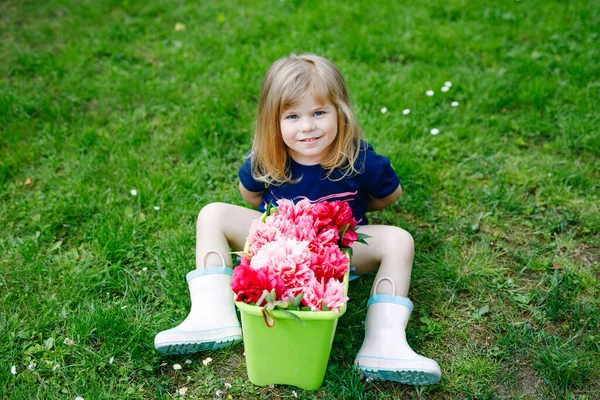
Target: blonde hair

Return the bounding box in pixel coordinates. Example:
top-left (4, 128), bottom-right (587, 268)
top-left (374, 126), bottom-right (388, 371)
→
top-left (251, 53), bottom-right (364, 186)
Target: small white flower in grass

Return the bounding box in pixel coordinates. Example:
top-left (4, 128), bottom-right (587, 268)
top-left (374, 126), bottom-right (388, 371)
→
top-left (292, 390), bottom-right (298, 398)
top-left (444, 81), bottom-right (452, 87)
top-left (142, 267), bottom-right (148, 272)
top-left (173, 363), bottom-right (182, 370)
top-left (441, 86), bottom-right (449, 92)
top-left (202, 357), bottom-right (212, 366)
top-left (27, 362), bottom-right (36, 371)
top-left (75, 397), bottom-right (84, 400)
top-left (178, 387), bottom-right (188, 395)
top-left (64, 337), bottom-right (75, 346)
top-left (216, 390), bottom-right (223, 396)
top-left (426, 90), bottom-right (434, 96)
top-left (11, 365), bottom-right (17, 375)
top-left (185, 359), bottom-right (192, 364)
top-left (451, 101), bottom-right (460, 107)
top-left (174, 23), bottom-right (186, 32)
top-left (153, 206), bottom-right (160, 211)
top-left (402, 109), bottom-right (410, 115)
top-left (53, 364), bottom-right (60, 371)
top-left (109, 357), bottom-right (114, 364)
top-left (380, 107), bottom-right (388, 114)
top-left (366, 377), bottom-right (373, 383)
top-left (160, 362), bottom-right (167, 366)
top-left (430, 128), bottom-right (440, 135)
top-left (224, 383), bottom-right (232, 389)
top-left (130, 189), bottom-right (138, 196)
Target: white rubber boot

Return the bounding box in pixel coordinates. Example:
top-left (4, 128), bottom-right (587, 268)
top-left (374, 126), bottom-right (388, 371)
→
top-left (355, 277), bottom-right (441, 385)
top-left (154, 250), bottom-right (242, 355)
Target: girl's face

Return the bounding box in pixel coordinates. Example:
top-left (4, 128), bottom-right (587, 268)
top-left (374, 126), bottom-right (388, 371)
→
top-left (279, 94), bottom-right (338, 165)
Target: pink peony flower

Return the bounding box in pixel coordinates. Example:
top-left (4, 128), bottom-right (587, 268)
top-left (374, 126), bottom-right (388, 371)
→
top-left (323, 278), bottom-right (348, 313)
top-left (231, 264), bottom-right (285, 304)
top-left (247, 210), bottom-right (316, 255)
top-left (250, 239), bottom-right (314, 291)
top-left (276, 199), bottom-right (315, 223)
top-left (302, 277), bottom-right (349, 313)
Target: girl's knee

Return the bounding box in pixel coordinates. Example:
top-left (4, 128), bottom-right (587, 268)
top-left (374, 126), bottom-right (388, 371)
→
top-left (386, 226), bottom-right (414, 255)
top-left (197, 202), bottom-right (230, 225)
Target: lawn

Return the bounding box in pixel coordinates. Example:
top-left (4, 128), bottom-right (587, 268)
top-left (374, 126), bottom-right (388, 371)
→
top-left (1, 0), bottom-right (598, 399)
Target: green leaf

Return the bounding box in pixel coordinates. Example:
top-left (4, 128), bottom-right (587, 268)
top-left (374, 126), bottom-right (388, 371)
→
top-left (471, 305), bottom-right (490, 319)
top-left (339, 223), bottom-right (350, 247)
top-left (256, 290), bottom-right (269, 307)
top-left (279, 309), bottom-right (306, 326)
top-left (292, 293), bottom-right (304, 308)
top-left (44, 337), bottom-right (54, 350)
top-left (343, 246), bottom-right (353, 260)
top-left (357, 232), bottom-right (371, 245)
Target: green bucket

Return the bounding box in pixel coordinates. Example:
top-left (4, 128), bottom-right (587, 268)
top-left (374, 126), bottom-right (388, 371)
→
top-left (235, 273), bottom-right (349, 390)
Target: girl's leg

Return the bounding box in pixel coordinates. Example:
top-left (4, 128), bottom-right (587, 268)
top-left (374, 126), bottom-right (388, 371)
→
top-left (196, 202), bottom-right (263, 267)
top-left (351, 225), bottom-right (414, 296)
top-left (155, 202), bottom-right (262, 355)
top-left (352, 225), bottom-right (441, 385)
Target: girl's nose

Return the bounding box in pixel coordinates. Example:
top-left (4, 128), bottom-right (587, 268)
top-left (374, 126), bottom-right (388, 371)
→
top-left (300, 118), bottom-right (315, 132)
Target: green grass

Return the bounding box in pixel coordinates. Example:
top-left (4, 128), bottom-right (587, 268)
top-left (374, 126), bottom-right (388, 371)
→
top-left (1, 0), bottom-right (598, 398)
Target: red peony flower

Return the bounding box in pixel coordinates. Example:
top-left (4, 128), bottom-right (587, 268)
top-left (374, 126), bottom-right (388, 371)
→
top-left (310, 244), bottom-right (349, 281)
top-left (231, 263), bottom-right (285, 304)
top-left (312, 201), bottom-right (358, 247)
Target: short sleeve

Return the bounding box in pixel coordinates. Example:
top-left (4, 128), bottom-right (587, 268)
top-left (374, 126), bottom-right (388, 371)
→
top-left (362, 144), bottom-right (401, 199)
top-left (238, 155), bottom-right (267, 193)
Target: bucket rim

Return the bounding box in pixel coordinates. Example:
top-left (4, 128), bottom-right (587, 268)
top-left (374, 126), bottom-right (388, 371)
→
top-left (235, 300), bottom-right (347, 320)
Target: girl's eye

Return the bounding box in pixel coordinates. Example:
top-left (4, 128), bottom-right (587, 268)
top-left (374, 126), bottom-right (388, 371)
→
top-left (286, 114), bottom-right (298, 119)
top-left (314, 111), bottom-right (324, 117)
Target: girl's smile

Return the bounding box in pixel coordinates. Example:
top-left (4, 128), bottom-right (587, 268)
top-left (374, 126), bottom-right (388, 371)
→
top-left (280, 94), bottom-right (338, 165)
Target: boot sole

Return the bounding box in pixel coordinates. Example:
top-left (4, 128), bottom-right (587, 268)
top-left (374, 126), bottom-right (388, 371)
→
top-left (155, 336), bottom-right (242, 355)
top-left (358, 366), bottom-right (440, 385)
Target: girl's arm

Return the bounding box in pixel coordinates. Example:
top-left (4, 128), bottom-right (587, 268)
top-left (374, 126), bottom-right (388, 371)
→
top-left (366, 184), bottom-right (402, 212)
top-left (239, 181), bottom-right (264, 208)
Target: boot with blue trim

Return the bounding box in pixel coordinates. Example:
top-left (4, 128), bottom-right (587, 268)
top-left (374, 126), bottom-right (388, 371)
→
top-left (154, 250), bottom-right (242, 355)
top-left (355, 277), bottom-right (441, 385)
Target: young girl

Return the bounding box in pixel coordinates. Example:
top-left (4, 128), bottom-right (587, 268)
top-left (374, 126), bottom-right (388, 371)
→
top-left (155, 54), bottom-right (441, 385)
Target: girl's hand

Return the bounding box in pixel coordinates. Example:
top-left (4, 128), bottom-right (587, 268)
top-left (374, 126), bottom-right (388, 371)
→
top-left (239, 182), bottom-right (264, 208)
top-left (366, 185), bottom-right (402, 212)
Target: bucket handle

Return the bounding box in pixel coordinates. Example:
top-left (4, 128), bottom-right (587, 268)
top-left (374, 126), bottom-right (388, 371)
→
top-left (373, 277), bottom-right (396, 296)
top-left (201, 249), bottom-right (227, 269)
